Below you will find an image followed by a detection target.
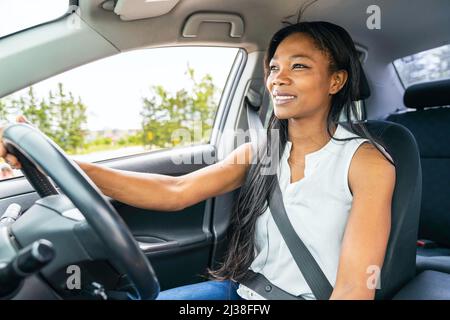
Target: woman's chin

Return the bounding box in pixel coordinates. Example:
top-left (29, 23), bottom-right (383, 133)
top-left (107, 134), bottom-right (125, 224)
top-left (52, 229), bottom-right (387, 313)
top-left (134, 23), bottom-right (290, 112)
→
top-left (274, 108), bottom-right (292, 120)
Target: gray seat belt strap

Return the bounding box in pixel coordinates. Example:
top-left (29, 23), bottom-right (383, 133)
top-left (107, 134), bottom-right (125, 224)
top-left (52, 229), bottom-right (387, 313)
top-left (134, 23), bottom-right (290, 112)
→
top-left (268, 182), bottom-right (333, 300)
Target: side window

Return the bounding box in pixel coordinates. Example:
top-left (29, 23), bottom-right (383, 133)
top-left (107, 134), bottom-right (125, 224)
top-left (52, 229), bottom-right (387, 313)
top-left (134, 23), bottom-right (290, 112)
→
top-left (393, 44), bottom-right (450, 88)
top-left (0, 47), bottom-right (238, 180)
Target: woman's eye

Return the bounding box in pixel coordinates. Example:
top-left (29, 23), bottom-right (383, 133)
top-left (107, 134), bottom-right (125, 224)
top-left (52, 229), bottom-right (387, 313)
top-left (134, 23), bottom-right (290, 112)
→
top-left (293, 63), bottom-right (307, 69)
top-left (269, 65), bottom-right (278, 72)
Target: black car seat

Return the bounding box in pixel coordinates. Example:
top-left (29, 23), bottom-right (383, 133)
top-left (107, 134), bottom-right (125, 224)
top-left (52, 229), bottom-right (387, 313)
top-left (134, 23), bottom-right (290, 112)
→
top-left (361, 120), bottom-right (422, 299)
top-left (339, 64), bottom-right (423, 299)
top-left (386, 79), bottom-right (450, 275)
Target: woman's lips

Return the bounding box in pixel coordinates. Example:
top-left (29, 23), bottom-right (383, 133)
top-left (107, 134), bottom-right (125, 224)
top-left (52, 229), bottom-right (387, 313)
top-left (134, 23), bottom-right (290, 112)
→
top-left (273, 95), bottom-right (297, 105)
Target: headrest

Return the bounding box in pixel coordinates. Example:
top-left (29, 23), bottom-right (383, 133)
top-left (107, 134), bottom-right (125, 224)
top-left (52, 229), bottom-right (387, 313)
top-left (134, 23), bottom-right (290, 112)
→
top-left (356, 64), bottom-right (371, 101)
top-left (404, 79), bottom-right (450, 109)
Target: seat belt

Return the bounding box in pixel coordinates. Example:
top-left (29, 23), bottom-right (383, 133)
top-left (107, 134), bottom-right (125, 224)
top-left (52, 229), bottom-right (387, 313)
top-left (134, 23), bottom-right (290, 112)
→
top-left (244, 100), bottom-right (333, 300)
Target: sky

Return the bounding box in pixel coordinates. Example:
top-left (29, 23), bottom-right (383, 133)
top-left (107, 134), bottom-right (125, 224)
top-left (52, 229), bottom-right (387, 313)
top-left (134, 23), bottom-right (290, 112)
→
top-left (0, 0), bottom-right (239, 131)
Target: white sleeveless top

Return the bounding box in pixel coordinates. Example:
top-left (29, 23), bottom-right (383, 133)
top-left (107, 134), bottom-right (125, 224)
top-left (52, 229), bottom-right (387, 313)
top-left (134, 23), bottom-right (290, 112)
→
top-left (237, 124), bottom-right (381, 300)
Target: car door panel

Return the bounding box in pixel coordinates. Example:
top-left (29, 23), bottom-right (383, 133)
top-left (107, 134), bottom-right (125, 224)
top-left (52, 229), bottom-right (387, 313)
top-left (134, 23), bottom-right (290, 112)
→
top-left (0, 144), bottom-right (217, 290)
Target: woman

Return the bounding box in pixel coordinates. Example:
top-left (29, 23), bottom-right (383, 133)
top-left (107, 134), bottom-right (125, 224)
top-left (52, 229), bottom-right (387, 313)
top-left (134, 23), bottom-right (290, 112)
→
top-left (0, 21), bottom-right (395, 300)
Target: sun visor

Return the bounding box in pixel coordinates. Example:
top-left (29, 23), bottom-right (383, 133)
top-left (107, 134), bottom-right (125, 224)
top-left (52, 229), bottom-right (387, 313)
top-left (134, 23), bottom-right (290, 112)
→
top-left (105, 0), bottom-right (180, 21)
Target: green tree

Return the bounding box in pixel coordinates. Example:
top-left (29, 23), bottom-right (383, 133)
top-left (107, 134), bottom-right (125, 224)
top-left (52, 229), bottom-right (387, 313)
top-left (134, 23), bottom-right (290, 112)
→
top-left (140, 67), bottom-right (218, 149)
top-left (50, 83), bottom-right (87, 153)
top-left (7, 83), bottom-right (87, 153)
top-left (11, 87), bottom-right (53, 134)
top-left (187, 68), bottom-right (217, 136)
top-left (0, 99), bottom-right (8, 122)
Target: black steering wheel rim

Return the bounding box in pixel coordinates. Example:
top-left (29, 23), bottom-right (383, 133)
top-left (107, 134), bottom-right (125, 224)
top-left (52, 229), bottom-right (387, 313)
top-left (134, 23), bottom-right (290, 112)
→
top-left (2, 123), bottom-right (160, 300)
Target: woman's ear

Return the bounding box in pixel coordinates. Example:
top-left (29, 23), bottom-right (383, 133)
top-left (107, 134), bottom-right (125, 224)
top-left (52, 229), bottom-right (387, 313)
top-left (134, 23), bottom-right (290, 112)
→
top-left (329, 70), bottom-right (348, 95)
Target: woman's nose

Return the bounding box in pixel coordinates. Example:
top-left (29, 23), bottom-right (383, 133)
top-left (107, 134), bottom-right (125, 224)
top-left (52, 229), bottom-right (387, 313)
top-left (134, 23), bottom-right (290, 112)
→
top-left (271, 69), bottom-right (291, 86)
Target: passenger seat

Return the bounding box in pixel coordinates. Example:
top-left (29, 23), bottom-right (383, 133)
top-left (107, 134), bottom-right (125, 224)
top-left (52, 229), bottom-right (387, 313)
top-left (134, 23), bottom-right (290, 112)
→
top-left (386, 79), bottom-right (450, 274)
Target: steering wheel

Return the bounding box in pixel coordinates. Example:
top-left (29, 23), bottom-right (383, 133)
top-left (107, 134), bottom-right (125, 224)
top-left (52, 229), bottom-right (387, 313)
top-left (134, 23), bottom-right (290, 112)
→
top-left (2, 123), bottom-right (159, 300)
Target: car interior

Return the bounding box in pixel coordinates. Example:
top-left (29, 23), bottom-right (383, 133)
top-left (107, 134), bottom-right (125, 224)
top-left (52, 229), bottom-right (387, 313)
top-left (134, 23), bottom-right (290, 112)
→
top-left (0, 0), bottom-right (449, 300)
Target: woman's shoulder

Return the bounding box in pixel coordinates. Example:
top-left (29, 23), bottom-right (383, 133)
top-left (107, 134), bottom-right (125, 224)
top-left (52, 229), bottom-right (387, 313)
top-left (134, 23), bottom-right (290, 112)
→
top-left (348, 142), bottom-right (396, 195)
top-left (352, 142), bottom-right (395, 171)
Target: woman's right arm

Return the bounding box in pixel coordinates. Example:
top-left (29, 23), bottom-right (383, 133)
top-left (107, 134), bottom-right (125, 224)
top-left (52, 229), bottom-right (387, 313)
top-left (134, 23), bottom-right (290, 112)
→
top-left (1, 117), bottom-right (254, 212)
top-left (76, 142), bottom-right (254, 212)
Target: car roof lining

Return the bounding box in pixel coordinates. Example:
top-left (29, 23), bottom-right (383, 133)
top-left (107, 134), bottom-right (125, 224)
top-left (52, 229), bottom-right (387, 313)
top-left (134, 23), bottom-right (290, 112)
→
top-left (80, 0), bottom-right (450, 61)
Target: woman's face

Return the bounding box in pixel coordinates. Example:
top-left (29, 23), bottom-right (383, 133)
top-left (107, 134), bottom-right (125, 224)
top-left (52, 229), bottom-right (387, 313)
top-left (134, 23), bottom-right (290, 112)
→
top-left (266, 32), bottom-right (345, 120)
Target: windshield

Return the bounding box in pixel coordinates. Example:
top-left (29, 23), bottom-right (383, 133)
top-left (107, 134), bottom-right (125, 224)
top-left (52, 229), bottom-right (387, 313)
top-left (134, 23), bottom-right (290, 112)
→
top-left (0, 0), bottom-right (70, 38)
